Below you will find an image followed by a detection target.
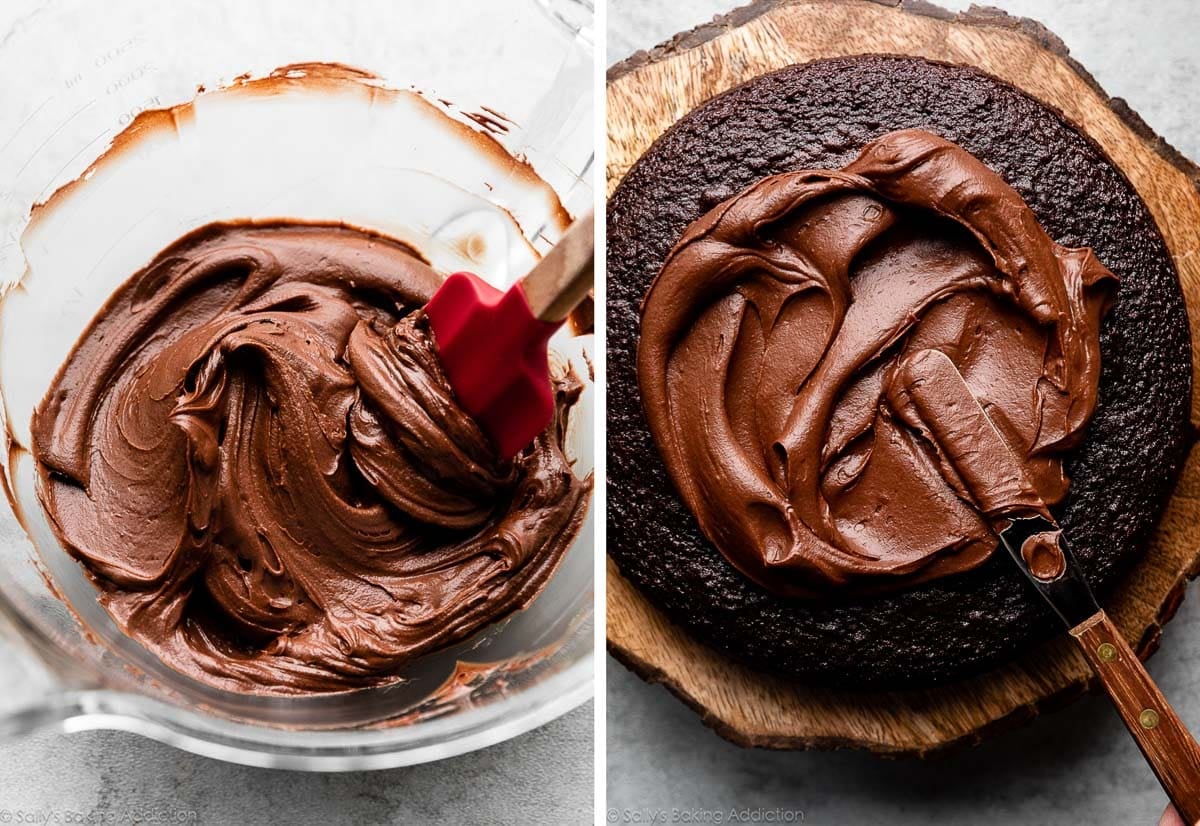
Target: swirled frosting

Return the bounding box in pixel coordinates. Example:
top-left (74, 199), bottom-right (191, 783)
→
top-left (31, 222), bottom-right (590, 693)
top-left (637, 129), bottom-right (1115, 598)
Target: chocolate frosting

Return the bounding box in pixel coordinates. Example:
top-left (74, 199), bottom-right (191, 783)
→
top-left (890, 348), bottom-right (1066, 583)
top-left (31, 221), bottom-right (590, 694)
top-left (637, 129), bottom-right (1114, 598)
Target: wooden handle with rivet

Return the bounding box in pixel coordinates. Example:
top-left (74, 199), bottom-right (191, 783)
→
top-left (1070, 611), bottom-right (1200, 824)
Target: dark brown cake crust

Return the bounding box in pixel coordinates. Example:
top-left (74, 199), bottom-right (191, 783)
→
top-left (606, 55), bottom-right (1194, 687)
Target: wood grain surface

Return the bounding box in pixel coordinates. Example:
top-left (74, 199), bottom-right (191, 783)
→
top-left (606, 0), bottom-right (1200, 755)
top-left (521, 212), bottom-right (595, 322)
top-left (1071, 611), bottom-right (1200, 823)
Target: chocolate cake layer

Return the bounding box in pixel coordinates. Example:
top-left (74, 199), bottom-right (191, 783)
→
top-left (606, 55), bottom-right (1193, 687)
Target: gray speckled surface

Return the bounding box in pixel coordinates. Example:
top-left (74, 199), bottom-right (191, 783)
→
top-left (0, 705), bottom-right (592, 825)
top-left (606, 1), bottom-right (1200, 824)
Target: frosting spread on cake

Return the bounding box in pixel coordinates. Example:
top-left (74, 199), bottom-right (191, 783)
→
top-left (637, 130), bottom-right (1114, 597)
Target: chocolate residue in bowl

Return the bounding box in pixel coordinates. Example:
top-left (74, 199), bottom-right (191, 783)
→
top-left (30, 221), bottom-right (590, 694)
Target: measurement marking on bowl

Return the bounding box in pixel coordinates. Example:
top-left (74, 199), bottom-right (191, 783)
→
top-left (14, 100), bottom-right (95, 180)
top-left (105, 63), bottom-right (157, 97)
top-left (0, 95), bottom-right (54, 156)
top-left (36, 129), bottom-right (113, 204)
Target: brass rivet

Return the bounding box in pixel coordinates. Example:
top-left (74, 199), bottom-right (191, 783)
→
top-left (1097, 643), bottom-right (1118, 662)
top-left (1140, 709), bottom-right (1160, 730)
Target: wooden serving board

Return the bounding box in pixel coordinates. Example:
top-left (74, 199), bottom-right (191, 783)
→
top-left (606, 0), bottom-right (1200, 755)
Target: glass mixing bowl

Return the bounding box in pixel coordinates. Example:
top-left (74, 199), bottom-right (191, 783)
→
top-left (0, 0), bottom-right (594, 770)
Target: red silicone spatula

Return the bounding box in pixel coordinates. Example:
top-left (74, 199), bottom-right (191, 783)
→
top-left (424, 211), bottom-right (594, 458)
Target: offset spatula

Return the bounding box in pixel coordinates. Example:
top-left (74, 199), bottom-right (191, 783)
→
top-left (894, 349), bottom-right (1200, 824)
top-left (424, 212), bottom-right (594, 458)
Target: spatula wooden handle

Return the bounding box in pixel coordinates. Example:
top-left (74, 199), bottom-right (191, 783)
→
top-left (520, 212), bottom-right (595, 323)
top-left (1070, 611), bottom-right (1200, 824)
